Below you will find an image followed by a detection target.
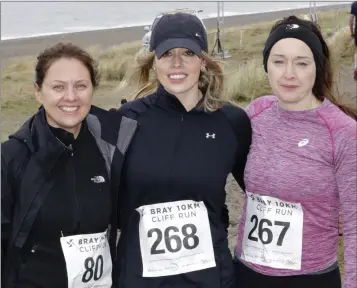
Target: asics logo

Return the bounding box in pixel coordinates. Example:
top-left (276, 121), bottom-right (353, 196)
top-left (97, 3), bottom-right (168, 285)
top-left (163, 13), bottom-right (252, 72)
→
top-left (298, 139), bottom-right (309, 147)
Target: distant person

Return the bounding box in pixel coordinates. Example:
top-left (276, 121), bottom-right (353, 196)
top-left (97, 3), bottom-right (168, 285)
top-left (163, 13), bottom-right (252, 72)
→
top-left (1, 42), bottom-right (137, 288)
top-left (112, 12), bottom-right (252, 288)
top-left (234, 16), bottom-right (357, 288)
top-left (350, 1), bottom-right (357, 79)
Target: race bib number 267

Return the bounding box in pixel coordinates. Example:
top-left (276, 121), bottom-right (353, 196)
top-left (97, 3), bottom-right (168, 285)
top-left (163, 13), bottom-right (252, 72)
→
top-left (136, 200), bottom-right (216, 277)
top-left (241, 192), bottom-right (304, 270)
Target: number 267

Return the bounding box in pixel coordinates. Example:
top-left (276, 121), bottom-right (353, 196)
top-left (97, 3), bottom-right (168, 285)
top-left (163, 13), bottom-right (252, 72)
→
top-left (248, 215), bottom-right (290, 246)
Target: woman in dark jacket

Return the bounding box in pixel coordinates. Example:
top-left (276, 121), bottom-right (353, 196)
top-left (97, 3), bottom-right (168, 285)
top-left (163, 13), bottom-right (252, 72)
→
top-left (1, 42), bottom-right (137, 288)
top-left (113, 12), bottom-right (252, 288)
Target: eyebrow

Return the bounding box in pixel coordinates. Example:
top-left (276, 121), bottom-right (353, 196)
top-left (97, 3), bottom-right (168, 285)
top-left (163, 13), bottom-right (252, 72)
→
top-left (271, 54), bottom-right (311, 59)
top-left (49, 79), bottom-right (89, 83)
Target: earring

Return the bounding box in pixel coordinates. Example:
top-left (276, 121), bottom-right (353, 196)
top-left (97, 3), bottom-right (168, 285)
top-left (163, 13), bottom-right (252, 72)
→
top-left (200, 66), bottom-right (206, 72)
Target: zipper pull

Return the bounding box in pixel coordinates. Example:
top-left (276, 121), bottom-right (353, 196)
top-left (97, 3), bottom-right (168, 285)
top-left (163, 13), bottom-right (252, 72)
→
top-left (31, 244), bottom-right (38, 253)
top-left (68, 144), bottom-right (74, 156)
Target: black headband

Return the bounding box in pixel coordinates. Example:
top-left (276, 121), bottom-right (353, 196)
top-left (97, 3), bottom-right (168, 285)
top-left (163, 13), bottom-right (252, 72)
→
top-left (263, 23), bottom-right (324, 72)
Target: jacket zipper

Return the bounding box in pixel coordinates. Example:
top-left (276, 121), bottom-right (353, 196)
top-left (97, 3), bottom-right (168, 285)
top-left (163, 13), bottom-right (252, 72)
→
top-left (55, 141), bottom-right (79, 235)
top-left (70, 146), bottom-right (80, 232)
top-left (167, 115), bottom-right (184, 194)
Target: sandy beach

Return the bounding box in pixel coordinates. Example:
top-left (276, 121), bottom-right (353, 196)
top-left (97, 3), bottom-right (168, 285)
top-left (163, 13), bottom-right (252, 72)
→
top-left (0, 3), bottom-right (350, 61)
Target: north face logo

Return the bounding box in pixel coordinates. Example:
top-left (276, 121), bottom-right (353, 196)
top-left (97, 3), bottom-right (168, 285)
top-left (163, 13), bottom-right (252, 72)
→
top-left (91, 176), bottom-right (105, 183)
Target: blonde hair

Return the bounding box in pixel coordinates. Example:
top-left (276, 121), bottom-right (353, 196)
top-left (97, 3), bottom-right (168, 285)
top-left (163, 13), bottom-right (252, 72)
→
top-left (125, 48), bottom-right (228, 112)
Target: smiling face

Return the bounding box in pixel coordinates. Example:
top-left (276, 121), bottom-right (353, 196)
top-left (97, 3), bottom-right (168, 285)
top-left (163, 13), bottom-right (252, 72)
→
top-left (267, 38), bottom-right (318, 110)
top-left (154, 47), bottom-right (204, 98)
top-left (35, 57), bottom-right (94, 137)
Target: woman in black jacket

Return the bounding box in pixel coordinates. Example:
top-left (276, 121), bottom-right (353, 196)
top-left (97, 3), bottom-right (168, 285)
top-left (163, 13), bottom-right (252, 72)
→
top-left (1, 42), bottom-right (137, 288)
top-left (113, 12), bottom-right (252, 288)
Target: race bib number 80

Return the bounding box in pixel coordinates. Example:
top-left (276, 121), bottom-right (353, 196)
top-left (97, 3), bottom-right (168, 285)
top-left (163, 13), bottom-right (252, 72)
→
top-left (136, 200), bottom-right (216, 277)
top-left (241, 192), bottom-right (304, 270)
top-left (60, 230), bottom-right (112, 288)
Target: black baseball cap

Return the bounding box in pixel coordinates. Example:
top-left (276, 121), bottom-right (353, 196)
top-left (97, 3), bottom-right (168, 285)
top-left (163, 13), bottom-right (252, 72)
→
top-left (149, 12), bottom-right (208, 58)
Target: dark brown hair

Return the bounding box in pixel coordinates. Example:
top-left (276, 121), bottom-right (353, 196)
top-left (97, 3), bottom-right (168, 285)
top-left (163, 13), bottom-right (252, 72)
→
top-left (269, 16), bottom-right (357, 120)
top-left (35, 41), bottom-right (100, 88)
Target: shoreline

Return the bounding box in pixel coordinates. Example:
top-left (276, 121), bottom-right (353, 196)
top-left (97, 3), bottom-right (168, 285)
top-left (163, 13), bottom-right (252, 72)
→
top-left (1, 2), bottom-right (348, 42)
top-left (0, 3), bottom-right (350, 60)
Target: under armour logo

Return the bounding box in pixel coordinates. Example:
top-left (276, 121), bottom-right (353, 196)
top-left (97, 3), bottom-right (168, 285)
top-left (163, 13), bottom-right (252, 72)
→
top-left (66, 239), bottom-right (74, 247)
top-left (206, 133), bottom-right (215, 139)
top-left (286, 24), bottom-right (299, 31)
top-left (91, 176), bottom-right (105, 183)
top-left (298, 138), bottom-right (309, 147)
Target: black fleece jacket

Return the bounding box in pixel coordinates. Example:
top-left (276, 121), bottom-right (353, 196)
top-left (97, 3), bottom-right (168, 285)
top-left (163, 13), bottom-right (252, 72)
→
top-left (115, 86), bottom-right (252, 288)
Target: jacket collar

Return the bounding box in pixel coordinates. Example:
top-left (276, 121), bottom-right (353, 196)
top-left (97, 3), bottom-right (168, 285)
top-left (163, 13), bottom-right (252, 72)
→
top-left (155, 84), bottom-right (206, 114)
top-left (9, 108), bottom-right (81, 167)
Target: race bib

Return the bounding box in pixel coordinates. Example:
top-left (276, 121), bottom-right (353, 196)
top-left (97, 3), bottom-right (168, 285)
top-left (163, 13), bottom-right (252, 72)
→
top-left (136, 200), bottom-right (216, 277)
top-left (60, 230), bottom-right (112, 288)
top-left (241, 192), bottom-right (303, 270)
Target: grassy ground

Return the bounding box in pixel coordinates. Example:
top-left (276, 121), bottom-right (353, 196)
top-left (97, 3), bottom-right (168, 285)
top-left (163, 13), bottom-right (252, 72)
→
top-left (1, 9), bottom-right (352, 273)
top-left (339, 237), bottom-right (344, 278)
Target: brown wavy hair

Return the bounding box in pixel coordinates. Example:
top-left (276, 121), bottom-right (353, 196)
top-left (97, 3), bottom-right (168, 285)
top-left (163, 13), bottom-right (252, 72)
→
top-left (35, 41), bottom-right (100, 89)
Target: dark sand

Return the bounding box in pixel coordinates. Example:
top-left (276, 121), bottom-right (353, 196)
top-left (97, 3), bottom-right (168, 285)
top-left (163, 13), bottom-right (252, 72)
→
top-left (1, 3), bottom-right (350, 61)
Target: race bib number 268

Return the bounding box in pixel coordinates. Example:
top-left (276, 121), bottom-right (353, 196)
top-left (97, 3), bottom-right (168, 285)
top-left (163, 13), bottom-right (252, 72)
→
top-left (136, 200), bottom-right (216, 277)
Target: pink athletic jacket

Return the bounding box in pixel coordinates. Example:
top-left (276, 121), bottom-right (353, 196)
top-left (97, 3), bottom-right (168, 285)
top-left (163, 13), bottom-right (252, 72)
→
top-left (235, 96), bottom-right (356, 288)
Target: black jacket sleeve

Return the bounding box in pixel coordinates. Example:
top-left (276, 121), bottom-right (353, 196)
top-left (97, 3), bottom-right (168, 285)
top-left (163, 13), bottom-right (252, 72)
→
top-left (1, 151), bottom-right (14, 276)
top-left (220, 104), bottom-right (252, 233)
top-left (221, 103), bottom-right (252, 191)
top-left (1, 140), bottom-right (30, 282)
top-left (231, 110), bottom-right (252, 192)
